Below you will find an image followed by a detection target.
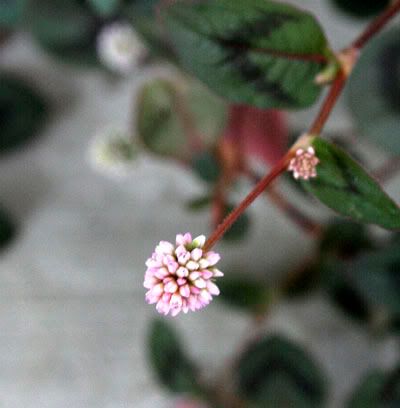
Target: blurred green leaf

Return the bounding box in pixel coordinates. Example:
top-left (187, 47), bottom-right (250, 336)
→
top-left (217, 277), bottom-right (271, 312)
top-left (0, 75), bottom-right (47, 153)
top-left (347, 370), bottom-right (387, 407)
top-left (124, 0), bottom-right (177, 61)
top-left (222, 204), bottom-right (250, 242)
top-left (348, 28), bottom-right (400, 154)
top-left (320, 258), bottom-right (371, 323)
top-left (238, 335), bottom-right (327, 407)
top-left (27, 0), bottom-right (94, 47)
top-left (37, 40), bottom-right (99, 67)
top-left (0, 206), bottom-right (16, 250)
top-left (347, 367), bottom-right (400, 408)
top-left (349, 240), bottom-right (400, 316)
top-left (185, 195), bottom-right (212, 211)
top-left (88, 0), bottom-right (121, 17)
top-left (319, 219), bottom-right (373, 257)
top-left (26, 0), bottom-right (98, 66)
top-left (0, 0), bottom-right (27, 28)
top-left (163, 0), bottom-right (331, 109)
top-left (302, 138), bottom-right (400, 230)
top-left (331, 0), bottom-right (390, 18)
top-left (283, 263), bottom-right (321, 298)
top-left (192, 151), bottom-right (221, 183)
top-left (148, 319), bottom-right (201, 394)
top-left (136, 78), bottom-right (227, 158)
top-left (137, 78), bottom-right (188, 157)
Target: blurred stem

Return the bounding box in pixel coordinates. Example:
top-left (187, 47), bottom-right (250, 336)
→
top-left (245, 168), bottom-right (323, 237)
top-left (204, 155), bottom-right (291, 251)
top-left (211, 140), bottom-right (238, 229)
top-left (0, 29), bottom-right (10, 47)
top-left (373, 156), bottom-right (400, 183)
top-left (173, 90), bottom-right (204, 154)
top-left (204, 0), bottom-right (400, 250)
top-left (308, 72), bottom-right (347, 135)
top-left (310, 0), bottom-right (400, 136)
top-left (352, 0), bottom-right (400, 49)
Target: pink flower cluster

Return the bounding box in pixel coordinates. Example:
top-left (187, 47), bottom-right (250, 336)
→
top-left (288, 147), bottom-right (320, 180)
top-left (144, 233), bottom-right (223, 316)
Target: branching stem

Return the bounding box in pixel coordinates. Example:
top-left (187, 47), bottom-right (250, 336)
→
top-left (203, 0), bottom-right (400, 250)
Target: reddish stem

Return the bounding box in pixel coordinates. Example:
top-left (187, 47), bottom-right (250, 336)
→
top-left (173, 91), bottom-right (204, 153)
top-left (202, 0), bottom-right (400, 250)
top-left (308, 72), bottom-right (346, 135)
top-left (352, 0), bottom-right (400, 49)
top-left (244, 167), bottom-right (322, 236)
top-left (204, 155), bottom-right (291, 251)
top-left (268, 188), bottom-right (322, 236)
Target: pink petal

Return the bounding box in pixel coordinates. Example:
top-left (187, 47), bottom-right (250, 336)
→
top-left (176, 232), bottom-right (192, 246)
top-left (198, 259), bottom-right (209, 269)
top-left (201, 270), bottom-right (213, 280)
top-left (155, 241), bottom-right (174, 255)
top-left (207, 281), bottom-right (220, 296)
top-left (189, 271), bottom-right (201, 281)
top-left (186, 261), bottom-right (199, 271)
top-left (143, 276), bottom-right (158, 289)
top-left (154, 267), bottom-right (169, 280)
top-left (194, 278), bottom-right (206, 289)
top-left (191, 248), bottom-right (203, 261)
top-left (176, 266), bottom-right (189, 278)
top-left (205, 252), bottom-right (220, 266)
top-left (150, 283), bottom-right (164, 298)
top-left (164, 281), bottom-right (178, 293)
top-left (199, 289), bottom-right (212, 303)
top-left (212, 268), bottom-right (224, 277)
top-left (179, 284), bottom-right (191, 298)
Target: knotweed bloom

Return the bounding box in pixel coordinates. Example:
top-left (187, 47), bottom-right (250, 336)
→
top-left (88, 127), bottom-right (137, 178)
top-left (288, 147), bottom-right (319, 180)
top-left (97, 22), bottom-right (144, 74)
top-left (144, 233), bottom-right (223, 316)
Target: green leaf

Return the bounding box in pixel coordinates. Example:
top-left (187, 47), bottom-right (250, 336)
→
top-left (0, 75), bottom-right (47, 153)
top-left (222, 204), bottom-right (251, 242)
top-left (0, 0), bottom-right (27, 28)
top-left (302, 138), bottom-right (400, 230)
top-left (331, 0), bottom-right (390, 19)
top-left (125, 0), bottom-right (177, 61)
top-left (238, 335), bottom-right (327, 407)
top-left (320, 258), bottom-right (371, 323)
top-left (185, 195), bottom-right (212, 211)
top-left (87, 0), bottom-right (121, 17)
top-left (192, 151), bottom-right (221, 183)
top-left (137, 79), bottom-right (189, 158)
top-left (148, 319), bottom-right (201, 394)
top-left (349, 240), bottom-right (400, 316)
top-left (283, 262), bottom-right (321, 298)
top-left (347, 28), bottom-right (400, 154)
top-left (217, 277), bottom-right (271, 313)
top-left (319, 219), bottom-right (373, 257)
top-left (347, 368), bottom-right (400, 408)
top-left (26, 0), bottom-right (94, 47)
top-left (0, 206), bottom-right (16, 250)
top-left (136, 78), bottom-right (227, 158)
top-left (26, 0), bottom-right (98, 66)
top-left (347, 370), bottom-right (387, 407)
top-left (163, 0), bottom-right (330, 109)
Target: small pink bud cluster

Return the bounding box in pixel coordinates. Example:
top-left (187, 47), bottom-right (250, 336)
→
top-left (144, 233), bottom-right (223, 316)
top-left (288, 147), bottom-right (320, 180)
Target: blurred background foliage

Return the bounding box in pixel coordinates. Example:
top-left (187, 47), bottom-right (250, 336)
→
top-left (1, 0), bottom-right (400, 407)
